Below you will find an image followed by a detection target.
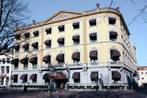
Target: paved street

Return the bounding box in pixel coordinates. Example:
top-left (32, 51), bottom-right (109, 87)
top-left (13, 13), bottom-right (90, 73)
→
top-left (0, 88), bottom-right (147, 98)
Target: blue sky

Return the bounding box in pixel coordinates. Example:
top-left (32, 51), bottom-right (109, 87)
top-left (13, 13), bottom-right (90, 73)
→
top-left (25, 0), bottom-right (147, 66)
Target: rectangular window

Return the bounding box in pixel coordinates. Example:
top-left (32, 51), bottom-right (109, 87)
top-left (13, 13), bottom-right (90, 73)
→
top-left (2, 58), bottom-right (5, 64)
top-left (1, 78), bottom-right (4, 85)
top-left (1, 66), bottom-right (4, 73)
top-left (73, 22), bottom-right (80, 29)
top-left (6, 77), bottom-right (9, 85)
top-left (72, 35), bottom-right (80, 45)
top-left (33, 31), bottom-right (39, 37)
top-left (58, 25), bottom-right (65, 32)
top-left (89, 33), bottom-right (97, 42)
top-left (7, 58), bottom-right (10, 63)
top-left (14, 75), bottom-right (18, 83)
top-left (45, 28), bottom-right (52, 34)
top-left (109, 17), bottom-right (116, 25)
top-left (24, 32), bottom-right (30, 39)
top-left (89, 19), bottom-right (96, 26)
top-left (6, 66), bottom-right (9, 73)
top-left (57, 38), bottom-right (64, 47)
top-left (32, 75), bottom-right (37, 83)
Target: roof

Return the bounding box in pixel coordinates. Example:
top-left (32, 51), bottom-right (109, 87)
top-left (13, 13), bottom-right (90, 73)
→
top-left (15, 7), bottom-right (130, 35)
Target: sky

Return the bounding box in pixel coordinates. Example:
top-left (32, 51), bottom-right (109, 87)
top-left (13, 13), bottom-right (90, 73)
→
top-left (24, 0), bottom-right (147, 66)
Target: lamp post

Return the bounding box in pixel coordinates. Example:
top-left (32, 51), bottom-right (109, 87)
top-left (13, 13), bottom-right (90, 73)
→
top-left (48, 63), bottom-right (54, 93)
top-left (65, 64), bottom-right (70, 90)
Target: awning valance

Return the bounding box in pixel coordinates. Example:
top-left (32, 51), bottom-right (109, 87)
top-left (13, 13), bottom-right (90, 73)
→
top-left (23, 32), bottom-right (30, 38)
top-left (20, 74), bottom-right (27, 80)
top-left (29, 57), bottom-right (37, 64)
top-left (31, 42), bottom-right (38, 48)
top-left (11, 74), bottom-right (18, 80)
top-left (20, 58), bottom-right (28, 64)
top-left (50, 72), bottom-right (67, 80)
top-left (43, 73), bottom-right (50, 80)
top-left (89, 19), bottom-right (96, 25)
top-left (13, 44), bottom-right (19, 49)
top-left (73, 22), bottom-right (79, 29)
top-left (56, 54), bottom-right (64, 62)
top-left (22, 43), bottom-right (29, 48)
top-left (33, 31), bottom-right (39, 36)
top-left (44, 40), bottom-right (51, 45)
top-left (110, 31), bottom-right (118, 40)
top-left (45, 28), bottom-right (52, 34)
top-left (57, 38), bottom-right (64, 44)
top-left (89, 50), bottom-right (97, 60)
top-left (14, 34), bottom-right (21, 39)
top-left (112, 71), bottom-right (121, 81)
top-left (30, 74), bottom-right (37, 80)
top-left (58, 25), bottom-right (64, 30)
top-left (43, 55), bottom-right (51, 63)
top-left (89, 33), bottom-right (97, 40)
top-left (72, 35), bottom-right (79, 42)
top-left (110, 49), bottom-right (120, 58)
top-left (72, 72), bottom-right (80, 80)
top-left (72, 52), bottom-right (80, 61)
top-left (11, 58), bottom-right (19, 65)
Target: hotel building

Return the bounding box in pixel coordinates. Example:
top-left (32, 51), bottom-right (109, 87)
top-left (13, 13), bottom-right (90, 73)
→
top-left (11, 6), bottom-right (138, 90)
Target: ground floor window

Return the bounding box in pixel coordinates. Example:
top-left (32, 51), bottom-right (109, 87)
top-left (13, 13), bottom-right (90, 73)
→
top-left (30, 74), bottom-right (37, 83)
top-left (90, 71), bottom-right (98, 82)
top-left (72, 72), bottom-right (80, 83)
top-left (112, 71), bottom-right (121, 82)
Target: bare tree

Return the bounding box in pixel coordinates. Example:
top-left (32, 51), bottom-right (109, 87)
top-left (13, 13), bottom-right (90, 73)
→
top-left (0, 0), bottom-right (27, 55)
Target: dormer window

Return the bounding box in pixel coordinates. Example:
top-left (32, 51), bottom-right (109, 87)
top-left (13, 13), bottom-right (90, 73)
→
top-left (58, 25), bottom-right (64, 32)
top-left (45, 28), bottom-right (52, 34)
top-left (109, 17), bottom-right (116, 25)
top-left (73, 22), bottom-right (80, 29)
top-left (23, 32), bottom-right (30, 39)
top-left (33, 31), bottom-right (39, 37)
top-left (57, 38), bottom-right (64, 46)
top-left (89, 19), bottom-right (96, 26)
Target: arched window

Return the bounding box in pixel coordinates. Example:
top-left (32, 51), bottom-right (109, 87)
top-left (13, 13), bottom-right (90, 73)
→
top-left (110, 49), bottom-right (120, 61)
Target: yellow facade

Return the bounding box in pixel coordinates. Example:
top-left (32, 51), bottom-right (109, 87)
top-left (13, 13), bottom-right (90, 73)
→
top-left (13, 8), bottom-right (137, 71)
